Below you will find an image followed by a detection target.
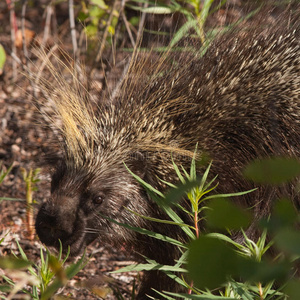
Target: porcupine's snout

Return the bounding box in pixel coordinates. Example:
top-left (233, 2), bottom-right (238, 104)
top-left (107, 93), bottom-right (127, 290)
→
top-left (35, 197), bottom-right (93, 255)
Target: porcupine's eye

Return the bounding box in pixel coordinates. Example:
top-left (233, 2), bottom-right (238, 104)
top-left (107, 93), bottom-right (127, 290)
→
top-left (93, 195), bottom-right (104, 205)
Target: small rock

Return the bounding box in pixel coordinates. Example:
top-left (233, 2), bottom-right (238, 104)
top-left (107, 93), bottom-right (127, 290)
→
top-left (11, 144), bottom-right (20, 153)
top-left (15, 137), bottom-right (22, 144)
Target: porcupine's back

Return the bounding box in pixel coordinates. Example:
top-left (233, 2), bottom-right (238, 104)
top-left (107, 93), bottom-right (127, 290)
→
top-left (106, 19), bottom-right (300, 217)
top-left (64, 22), bottom-right (300, 219)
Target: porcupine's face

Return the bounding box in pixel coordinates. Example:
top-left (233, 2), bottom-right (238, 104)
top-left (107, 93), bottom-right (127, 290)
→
top-left (35, 158), bottom-right (149, 255)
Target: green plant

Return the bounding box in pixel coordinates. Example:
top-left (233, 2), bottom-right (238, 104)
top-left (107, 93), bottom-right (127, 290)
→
top-left (109, 154), bottom-right (300, 299)
top-left (20, 168), bottom-right (40, 239)
top-left (0, 163), bottom-right (21, 202)
top-left (0, 44), bottom-right (6, 76)
top-left (0, 240), bottom-right (87, 300)
top-left (78, 0), bottom-right (120, 47)
top-left (0, 163), bottom-right (13, 186)
top-left (0, 163), bottom-right (89, 299)
top-left (127, 0), bottom-right (224, 43)
top-left (107, 151), bottom-right (252, 297)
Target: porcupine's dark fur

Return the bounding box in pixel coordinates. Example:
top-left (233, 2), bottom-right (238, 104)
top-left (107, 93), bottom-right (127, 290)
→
top-left (35, 7), bottom-right (300, 299)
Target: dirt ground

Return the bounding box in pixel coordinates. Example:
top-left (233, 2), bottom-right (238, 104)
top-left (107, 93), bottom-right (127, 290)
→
top-left (0, 1), bottom-right (143, 298)
top-left (0, 0), bottom-right (298, 299)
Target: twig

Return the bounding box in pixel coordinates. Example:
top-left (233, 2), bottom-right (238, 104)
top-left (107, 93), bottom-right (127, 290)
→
top-left (96, 0), bottom-right (120, 63)
top-left (89, 0), bottom-right (121, 80)
top-left (69, 0), bottom-right (78, 59)
top-left (136, 1), bottom-right (148, 42)
top-left (43, 2), bottom-right (53, 47)
top-left (78, 27), bottom-right (87, 57)
top-left (111, 1), bottom-right (148, 100)
top-left (121, 0), bottom-right (135, 48)
top-left (7, 0), bottom-right (18, 82)
top-left (10, 51), bottom-right (22, 65)
top-left (21, 0), bottom-right (28, 61)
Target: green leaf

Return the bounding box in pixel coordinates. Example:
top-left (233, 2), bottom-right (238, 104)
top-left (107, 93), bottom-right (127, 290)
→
top-left (129, 16), bottom-right (140, 26)
top-left (171, 156), bottom-right (185, 184)
top-left (0, 256), bottom-right (32, 270)
top-left (0, 163), bottom-right (13, 184)
top-left (16, 240), bottom-right (28, 261)
top-left (238, 259), bottom-right (290, 283)
top-left (143, 256), bottom-right (188, 288)
top-left (273, 199), bottom-right (297, 224)
top-left (262, 199), bottom-right (298, 232)
top-left (152, 289), bottom-right (178, 300)
top-left (125, 207), bottom-right (191, 228)
top-left (274, 228), bottom-right (300, 256)
top-left (77, 11), bottom-right (88, 22)
top-left (0, 197), bottom-right (24, 202)
top-left (112, 262), bottom-right (187, 273)
top-left (90, 0), bottom-right (108, 9)
top-left (0, 285), bottom-right (11, 293)
top-left (203, 188), bottom-right (257, 201)
top-left (284, 280), bottom-right (300, 300)
top-left (41, 251), bottom-right (87, 300)
top-left (100, 214), bottom-right (188, 249)
top-left (140, 6), bottom-right (174, 14)
top-left (188, 236), bottom-right (290, 290)
top-left (200, 0), bottom-right (215, 23)
top-left (163, 292), bottom-right (236, 299)
top-left (108, 25), bottom-right (115, 35)
top-left (188, 236), bottom-right (239, 289)
top-left (244, 157), bottom-right (300, 185)
top-left (124, 163), bottom-right (195, 239)
top-left (0, 44), bottom-right (6, 74)
top-left (164, 179), bottom-right (201, 206)
top-left (206, 232), bottom-right (246, 251)
top-left (65, 251), bottom-right (88, 279)
top-left (170, 19), bottom-right (198, 47)
top-left (85, 24), bottom-right (98, 38)
top-left (199, 161), bottom-right (212, 192)
top-left (206, 198), bottom-right (252, 230)
top-left (124, 163), bottom-right (165, 198)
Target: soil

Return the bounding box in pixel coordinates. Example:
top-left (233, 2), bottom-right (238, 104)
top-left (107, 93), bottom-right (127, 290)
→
top-left (0, 0), bottom-right (297, 299)
top-left (0, 1), bottom-right (143, 298)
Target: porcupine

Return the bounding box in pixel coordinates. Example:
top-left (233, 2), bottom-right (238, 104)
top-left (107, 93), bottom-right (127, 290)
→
top-left (34, 8), bottom-right (300, 299)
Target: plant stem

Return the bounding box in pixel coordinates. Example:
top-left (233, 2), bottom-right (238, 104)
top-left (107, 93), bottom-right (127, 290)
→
top-left (25, 169), bottom-right (35, 240)
top-left (194, 211), bottom-right (199, 238)
top-left (258, 282), bottom-right (263, 300)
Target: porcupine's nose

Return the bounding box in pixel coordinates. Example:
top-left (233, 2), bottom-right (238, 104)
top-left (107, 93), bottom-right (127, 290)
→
top-left (35, 202), bottom-right (73, 247)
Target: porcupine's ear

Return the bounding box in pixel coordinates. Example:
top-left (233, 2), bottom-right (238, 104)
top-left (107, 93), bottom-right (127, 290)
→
top-left (128, 151), bottom-right (148, 180)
